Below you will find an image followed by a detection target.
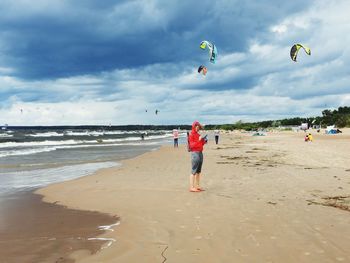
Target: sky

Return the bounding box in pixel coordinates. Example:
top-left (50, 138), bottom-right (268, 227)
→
top-left (0, 0), bottom-right (350, 126)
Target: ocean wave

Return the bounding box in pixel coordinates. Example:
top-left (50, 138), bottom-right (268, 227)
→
top-left (0, 133), bottom-right (173, 149)
top-left (0, 147), bottom-right (56, 158)
top-left (24, 129), bottom-right (174, 138)
top-left (29, 132), bottom-right (64, 137)
top-left (0, 141), bottom-right (162, 158)
top-left (0, 133), bottom-right (13, 138)
top-left (0, 161), bottom-right (120, 191)
top-left (64, 130), bottom-right (140, 136)
top-left (0, 139), bottom-right (81, 148)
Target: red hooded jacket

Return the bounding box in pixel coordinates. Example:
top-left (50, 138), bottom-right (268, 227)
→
top-left (188, 121), bottom-right (206, 152)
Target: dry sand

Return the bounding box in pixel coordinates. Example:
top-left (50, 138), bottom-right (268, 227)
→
top-left (37, 129), bottom-right (350, 262)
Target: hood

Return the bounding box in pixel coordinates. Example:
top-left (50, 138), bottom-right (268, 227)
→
top-left (192, 121), bottom-right (202, 131)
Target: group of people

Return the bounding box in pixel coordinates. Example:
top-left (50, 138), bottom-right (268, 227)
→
top-left (304, 133), bottom-right (313, 142)
top-left (173, 123), bottom-right (220, 192)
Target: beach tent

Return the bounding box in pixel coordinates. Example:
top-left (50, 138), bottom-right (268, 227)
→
top-left (326, 125), bottom-right (337, 134)
top-left (300, 123), bottom-right (308, 131)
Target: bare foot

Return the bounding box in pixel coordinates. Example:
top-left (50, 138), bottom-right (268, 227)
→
top-left (189, 188), bottom-right (201, 192)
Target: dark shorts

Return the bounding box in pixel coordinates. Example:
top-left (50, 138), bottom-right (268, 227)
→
top-left (191, 151), bottom-right (203, 174)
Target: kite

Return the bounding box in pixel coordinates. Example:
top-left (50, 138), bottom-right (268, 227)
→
top-left (290, 44), bottom-right (311, 62)
top-left (198, 65), bottom-right (207, 76)
top-left (200, 40), bottom-right (217, 63)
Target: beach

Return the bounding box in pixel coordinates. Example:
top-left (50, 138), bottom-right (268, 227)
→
top-left (0, 191), bottom-right (118, 263)
top-left (34, 129), bottom-right (350, 262)
top-left (0, 127), bottom-right (175, 262)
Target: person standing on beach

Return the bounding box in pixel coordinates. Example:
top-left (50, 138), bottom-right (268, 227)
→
top-left (173, 129), bottom-right (179, 148)
top-left (188, 121), bottom-right (207, 192)
top-left (214, 130), bottom-right (220, 144)
top-left (186, 131), bottom-right (191, 152)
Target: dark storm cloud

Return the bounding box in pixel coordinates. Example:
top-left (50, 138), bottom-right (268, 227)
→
top-left (0, 0), bottom-right (311, 80)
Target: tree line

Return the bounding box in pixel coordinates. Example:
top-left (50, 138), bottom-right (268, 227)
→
top-left (206, 106), bottom-right (350, 131)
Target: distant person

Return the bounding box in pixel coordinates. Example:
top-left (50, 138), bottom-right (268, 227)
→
top-left (308, 133), bottom-right (313, 142)
top-left (304, 134), bottom-right (309, 142)
top-left (173, 129), bottom-right (179, 148)
top-left (214, 130), bottom-right (220, 144)
top-left (186, 131), bottom-right (190, 152)
top-left (188, 121), bottom-right (207, 192)
top-left (141, 133), bottom-right (145, 140)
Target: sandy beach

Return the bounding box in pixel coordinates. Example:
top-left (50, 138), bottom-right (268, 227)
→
top-left (36, 130), bottom-right (350, 262)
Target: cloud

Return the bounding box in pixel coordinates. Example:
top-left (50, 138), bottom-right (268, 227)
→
top-left (0, 0), bottom-right (349, 125)
top-left (0, 0), bottom-right (311, 80)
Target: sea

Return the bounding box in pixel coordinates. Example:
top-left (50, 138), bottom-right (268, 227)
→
top-left (0, 126), bottom-right (185, 201)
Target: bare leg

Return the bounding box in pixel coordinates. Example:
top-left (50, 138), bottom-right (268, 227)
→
top-left (190, 174), bottom-right (200, 192)
top-left (195, 173), bottom-right (201, 189)
top-left (190, 174), bottom-right (195, 189)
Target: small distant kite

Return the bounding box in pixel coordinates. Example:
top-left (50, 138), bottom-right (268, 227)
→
top-left (200, 40), bottom-right (217, 64)
top-left (155, 109), bottom-right (159, 115)
top-left (290, 44), bottom-right (311, 62)
top-left (198, 65), bottom-right (207, 76)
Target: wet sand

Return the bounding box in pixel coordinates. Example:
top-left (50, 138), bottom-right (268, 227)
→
top-left (0, 191), bottom-right (118, 263)
top-left (37, 129), bottom-right (350, 262)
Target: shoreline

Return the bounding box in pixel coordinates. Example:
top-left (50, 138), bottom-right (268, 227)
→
top-left (0, 190), bottom-right (118, 263)
top-left (0, 143), bottom-right (165, 262)
top-left (29, 130), bottom-right (350, 261)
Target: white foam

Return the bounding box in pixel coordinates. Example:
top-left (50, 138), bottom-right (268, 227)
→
top-left (0, 162), bottom-right (120, 192)
top-left (0, 133), bottom-right (172, 149)
top-left (64, 130), bottom-right (138, 136)
top-left (87, 221), bottom-right (120, 250)
top-left (0, 140), bottom-right (161, 158)
top-left (0, 133), bottom-right (168, 158)
top-left (0, 147), bottom-right (57, 157)
top-left (0, 133), bottom-right (13, 138)
top-left (0, 139), bottom-right (81, 148)
top-left (98, 222), bottom-right (120, 232)
top-left (29, 132), bottom-right (64, 137)
top-left (87, 237), bottom-right (116, 249)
